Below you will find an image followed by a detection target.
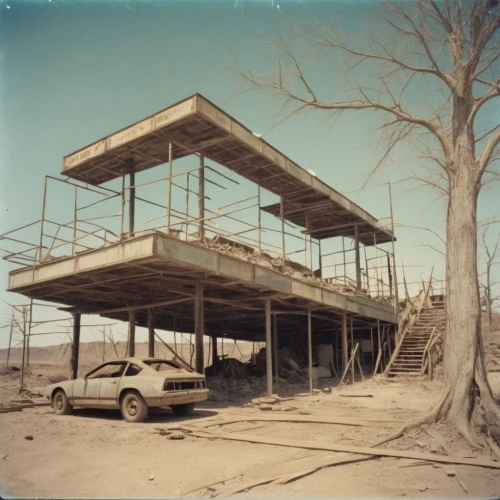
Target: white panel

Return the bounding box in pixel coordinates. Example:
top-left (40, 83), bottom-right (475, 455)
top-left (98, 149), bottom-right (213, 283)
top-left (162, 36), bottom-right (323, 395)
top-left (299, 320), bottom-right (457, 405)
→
top-left (107, 118), bottom-right (154, 150)
top-left (154, 98), bottom-right (196, 129)
top-left (63, 140), bottom-right (107, 170)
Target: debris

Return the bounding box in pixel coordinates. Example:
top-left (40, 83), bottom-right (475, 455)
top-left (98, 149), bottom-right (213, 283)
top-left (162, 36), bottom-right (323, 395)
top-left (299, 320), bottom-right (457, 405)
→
top-left (312, 389), bottom-right (321, 394)
top-left (24, 435), bottom-right (34, 441)
top-left (259, 404), bottom-right (273, 411)
top-left (154, 428), bottom-right (172, 437)
top-left (149, 475), bottom-right (155, 481)
top-left (3, 455), bottom-right (9, 460)
top-left (168, 432), bottom-right (185, 440)
top-left (322, 387), bottom-right (332, 394)
top-left (258, 397), bottom-right (279, 405)
top-left (339, 394), bottom-right (373, 398)
top-left (455, 475), bottom-right (468, 493)
top-left (298, 411), bottom-right (311, 415)
top-left (271, 406), bottom-right (281, 412)
top-left (417, 484), bottom-right (428, 492)
top-left (446, 469), bottom-right (456, 477)
top-left (181, 428), bottom-right (500, 469)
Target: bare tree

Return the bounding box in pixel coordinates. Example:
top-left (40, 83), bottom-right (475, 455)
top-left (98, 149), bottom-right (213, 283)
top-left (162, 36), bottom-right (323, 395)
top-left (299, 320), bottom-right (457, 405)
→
top-left (479, 225), bottom-right (500, 331)
top-left (234, 1), bottom-right (500, 445)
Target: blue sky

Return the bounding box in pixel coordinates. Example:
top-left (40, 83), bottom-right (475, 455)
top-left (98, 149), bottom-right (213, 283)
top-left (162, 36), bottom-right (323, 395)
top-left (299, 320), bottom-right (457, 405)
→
top-left (0, 0), bottom-right (498, 348)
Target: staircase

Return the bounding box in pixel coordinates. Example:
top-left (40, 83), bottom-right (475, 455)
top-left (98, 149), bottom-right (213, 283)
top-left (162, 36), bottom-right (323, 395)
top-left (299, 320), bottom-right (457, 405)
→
top-left (387, 296), bottom-right (445, 378)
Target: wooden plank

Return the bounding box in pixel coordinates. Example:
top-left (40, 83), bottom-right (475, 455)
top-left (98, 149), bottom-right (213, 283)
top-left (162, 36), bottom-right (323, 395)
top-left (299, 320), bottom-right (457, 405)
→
top-left (183, 428), bottom-right (500, 470)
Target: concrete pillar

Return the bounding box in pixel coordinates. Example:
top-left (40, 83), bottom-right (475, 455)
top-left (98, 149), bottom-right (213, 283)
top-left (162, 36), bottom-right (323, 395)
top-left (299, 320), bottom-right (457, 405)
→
top-left (71, 313), bottom-right (81, 380)
top-left (195, 277), bottom-right (204, 374)
top-left (211, 335), bottom-right (218, 366)
top-left (265, 298), bottom-right (272, 397)
top-left (128, 310), bottom-right (135, 357)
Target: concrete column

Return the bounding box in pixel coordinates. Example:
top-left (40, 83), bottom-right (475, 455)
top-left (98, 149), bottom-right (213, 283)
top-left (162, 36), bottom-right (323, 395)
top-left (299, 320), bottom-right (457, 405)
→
top-left (280, 196), bottom-right (285, 266)
top-left (265, 298), bottom-right (272, 397)
top-left (148, 308), bottom-right (154, 358)
top-left (341, 313), bottom-right (348, 372)
top-left (71, 312), bottom-right (81, 380)
top-left (128, 310), bottom-right (135, 357)
top-left (195, 277), bottom-right (204, 374)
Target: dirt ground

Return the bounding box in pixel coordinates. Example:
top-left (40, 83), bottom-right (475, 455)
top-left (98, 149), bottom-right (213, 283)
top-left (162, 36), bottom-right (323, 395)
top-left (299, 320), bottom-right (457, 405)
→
top-left (1, 359), bottom-right (500, 499)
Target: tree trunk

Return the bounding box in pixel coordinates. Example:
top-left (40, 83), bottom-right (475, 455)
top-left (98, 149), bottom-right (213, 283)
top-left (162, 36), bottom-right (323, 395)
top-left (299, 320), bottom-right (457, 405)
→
top-left (435, 165), bottom-right (500, 445)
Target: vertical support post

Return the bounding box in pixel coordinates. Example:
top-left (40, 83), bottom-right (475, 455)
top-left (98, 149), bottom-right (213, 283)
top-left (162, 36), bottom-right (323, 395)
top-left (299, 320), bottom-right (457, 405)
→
top-left (308, 310), bottom-right (313, 395)
top-left (71, 312), bottom-right (81, 380)
top-left (185, 172), bottom-right (190, 241)
top-left (265, 298), bottom-right (272, 397)
top-left (211, 335), bottom-right (218, 367)
top-left (377, 319), bottom-right (381, 363)
top-left (72, 186), bottom-right (78, 255)
top-left (198, 155), bottom-right (205, 242)
top-left (350, 319), bottom-right (355, 382)
top-left (38, 176), bottom-right (48, 264)
top-left (167, 142), bottom-right (173, 233)
top-left (388, 183), bottom-right (400, 312)
top-left (257, 185), bottom-right (261, 253)
top-left (120, 174), bottom-right (126, 239)
top-left (318, 240), bottom-right (323, 279)
top-left (26, 299), bottom-right (33, 367)
top-left (342, 237), bottom-right (346, 284)
top-left (364, 245), bottom-right (369, 294)
top-left (354, 224), bottom-right (361, 291)
top-left (387, 254), bottom-right (393, 300)
top-left (273, 314), bottom-right (279, 394)
top-left (148, 308), bottom-right (155, 358)
top-left (195, 277), bottom-right (205, 374)
top-left (280, 196), bottom-right (285, 266)
top-left (128, 310), bottom-right (135, 357)
top-left (129, 170), bottom-right (135, 239)
top-left (341, 313), bottom-right (348, 373)
top-left (370, 327), bottom-right (374, 366)
top-left (6, 309), bottom-right (14, 368)
top-left (20, 307), bottom-right (27, 392)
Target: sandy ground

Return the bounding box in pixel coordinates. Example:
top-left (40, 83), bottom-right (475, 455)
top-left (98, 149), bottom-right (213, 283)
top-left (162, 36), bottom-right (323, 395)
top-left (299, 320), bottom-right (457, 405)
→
top-left (1, 361), bottom-right (500, 499)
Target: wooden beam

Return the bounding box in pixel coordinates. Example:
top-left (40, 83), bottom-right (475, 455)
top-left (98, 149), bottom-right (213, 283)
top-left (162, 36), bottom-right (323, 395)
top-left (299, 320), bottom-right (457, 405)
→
top-left (195, 277), bottom-right (204, 374)
top-left (265, 298), bottom-right (272, 397)
top-left (71, 312), bottom-right (81, 380)
top-left (199, 155), bottom-right (205, 242)
top-left (148, 308), bottom-right (154, 357)
top-left (128, 310), bottom-right (135, 357)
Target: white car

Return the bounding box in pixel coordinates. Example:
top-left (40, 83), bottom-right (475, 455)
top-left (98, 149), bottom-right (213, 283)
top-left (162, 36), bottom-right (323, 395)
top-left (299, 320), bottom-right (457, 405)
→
top-left (46, 357), bottom-right (209, 423)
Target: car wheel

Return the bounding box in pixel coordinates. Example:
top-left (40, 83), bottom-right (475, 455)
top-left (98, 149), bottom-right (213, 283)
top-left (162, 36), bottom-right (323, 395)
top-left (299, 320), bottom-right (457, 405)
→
top-left (121, 391), bottom-right (148, 423)
top-left (171, 403), bottom-right (195, 416)
top-left (53, 390), bottom-right (73, 416)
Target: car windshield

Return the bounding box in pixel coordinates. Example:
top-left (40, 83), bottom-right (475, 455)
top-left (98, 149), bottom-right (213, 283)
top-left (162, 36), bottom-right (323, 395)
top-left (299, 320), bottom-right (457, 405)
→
top-left (143, 360), bottom-right (183, 372)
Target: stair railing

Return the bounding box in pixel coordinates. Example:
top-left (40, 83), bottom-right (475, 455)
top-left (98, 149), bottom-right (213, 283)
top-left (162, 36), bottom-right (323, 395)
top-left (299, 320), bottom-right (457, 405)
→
top-left (420, 326), bottom-right (437, 377)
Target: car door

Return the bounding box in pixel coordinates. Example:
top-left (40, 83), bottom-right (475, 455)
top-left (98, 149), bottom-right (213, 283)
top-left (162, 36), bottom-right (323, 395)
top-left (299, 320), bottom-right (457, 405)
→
top-left (73, 362), bottom-right (126, 408)
top-left (99, 362), bottom-right (128, 408)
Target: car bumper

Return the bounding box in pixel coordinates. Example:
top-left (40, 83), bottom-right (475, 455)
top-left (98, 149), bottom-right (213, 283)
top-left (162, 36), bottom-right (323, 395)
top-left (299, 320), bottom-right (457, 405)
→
top-left (145, 389), bottom-right (209, 407)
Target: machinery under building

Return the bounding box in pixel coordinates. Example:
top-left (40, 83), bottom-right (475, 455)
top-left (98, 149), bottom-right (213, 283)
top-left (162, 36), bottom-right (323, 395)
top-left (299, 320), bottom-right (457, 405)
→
top-left (2, 94), bottom-right (399, 395)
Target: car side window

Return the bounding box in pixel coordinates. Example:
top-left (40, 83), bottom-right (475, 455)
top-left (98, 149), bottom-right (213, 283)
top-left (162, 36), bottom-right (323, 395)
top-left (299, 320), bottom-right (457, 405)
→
top-left (124, 364), bottom-right (142, 377)
top-left (87, 363), bottom-right (126, 379)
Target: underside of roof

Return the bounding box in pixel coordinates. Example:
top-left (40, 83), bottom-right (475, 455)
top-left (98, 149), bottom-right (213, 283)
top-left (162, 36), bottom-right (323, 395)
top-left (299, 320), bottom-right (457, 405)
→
top-left (62, 93), bottom-right (394, 245)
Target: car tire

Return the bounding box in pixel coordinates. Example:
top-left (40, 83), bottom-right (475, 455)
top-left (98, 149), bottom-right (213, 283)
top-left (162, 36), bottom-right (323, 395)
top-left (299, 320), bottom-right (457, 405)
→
top-left (171, 403), bottom-right (195, 416)
top-left (121, 391), bottom-right (148, 423)
top-left (53, 390), bottom-right (73, 416)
